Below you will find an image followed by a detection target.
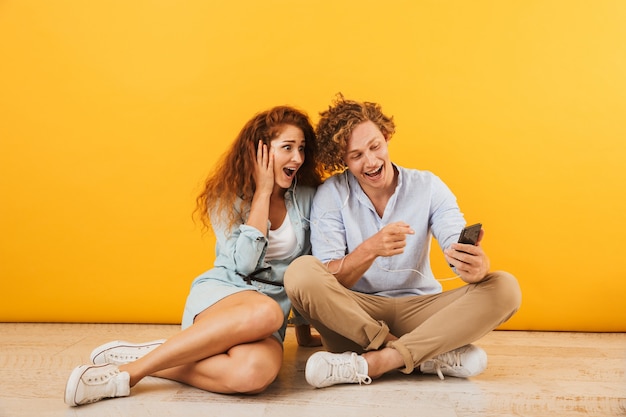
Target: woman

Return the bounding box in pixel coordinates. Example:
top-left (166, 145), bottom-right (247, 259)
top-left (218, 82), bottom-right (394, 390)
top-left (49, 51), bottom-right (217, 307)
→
top-left (65, 106), bottom-right (323, 406)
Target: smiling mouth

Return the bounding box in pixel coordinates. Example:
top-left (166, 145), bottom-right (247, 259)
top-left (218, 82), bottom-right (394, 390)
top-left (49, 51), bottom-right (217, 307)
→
top-left (283, 167), bottom-right (296, 178)
top-left (364, 166), bottom-right (383, 178)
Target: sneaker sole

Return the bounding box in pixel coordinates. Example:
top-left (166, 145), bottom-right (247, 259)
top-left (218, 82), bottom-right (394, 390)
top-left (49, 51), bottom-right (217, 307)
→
top-left (64, 364), bottom-right (92, 406)
top-left (90, 340), bottom-right (166, 365)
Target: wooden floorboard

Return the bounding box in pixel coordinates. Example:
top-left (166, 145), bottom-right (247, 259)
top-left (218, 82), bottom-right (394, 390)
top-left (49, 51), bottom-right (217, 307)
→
top-left (0, 323), bottom-right (624, 416)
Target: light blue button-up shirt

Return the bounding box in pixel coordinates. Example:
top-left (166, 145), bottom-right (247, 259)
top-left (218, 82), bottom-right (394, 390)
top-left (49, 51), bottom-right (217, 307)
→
top-left (310, 164), bottom-right (466, 297)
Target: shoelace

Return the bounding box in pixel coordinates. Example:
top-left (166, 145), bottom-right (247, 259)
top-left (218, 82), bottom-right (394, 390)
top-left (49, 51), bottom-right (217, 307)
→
top-left (328, 353), bottom-right (372, 385)
top-left (430, 350), bottom-right (462, 380)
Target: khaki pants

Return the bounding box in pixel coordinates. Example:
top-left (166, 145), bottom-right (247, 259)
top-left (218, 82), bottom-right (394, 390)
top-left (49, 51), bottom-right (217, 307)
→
top-left (285, 255), bottom-right (522, 373)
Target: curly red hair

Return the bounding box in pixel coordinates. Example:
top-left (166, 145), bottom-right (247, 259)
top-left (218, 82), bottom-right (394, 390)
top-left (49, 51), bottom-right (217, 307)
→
top-left (316, 93), bottom-right (396, 173)
top-left (195, 106), bottom-right (323, 231)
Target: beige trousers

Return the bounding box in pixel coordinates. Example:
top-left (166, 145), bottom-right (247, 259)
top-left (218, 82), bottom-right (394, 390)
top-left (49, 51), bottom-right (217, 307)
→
top-left (285, 255), bottom-right (522, 373)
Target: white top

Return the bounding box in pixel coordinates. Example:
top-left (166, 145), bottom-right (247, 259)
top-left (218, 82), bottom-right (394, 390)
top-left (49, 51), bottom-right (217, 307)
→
top-left (265, 215), bottom-right (298, 261)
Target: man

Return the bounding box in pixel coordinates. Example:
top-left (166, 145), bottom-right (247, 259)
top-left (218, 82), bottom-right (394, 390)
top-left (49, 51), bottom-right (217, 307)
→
top-left (284, 94), bottom-right (521, 388)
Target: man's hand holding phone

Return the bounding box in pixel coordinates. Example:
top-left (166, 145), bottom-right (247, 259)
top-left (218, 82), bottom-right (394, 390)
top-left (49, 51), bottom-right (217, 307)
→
top-left (445, 223), bottom-right (491, 283)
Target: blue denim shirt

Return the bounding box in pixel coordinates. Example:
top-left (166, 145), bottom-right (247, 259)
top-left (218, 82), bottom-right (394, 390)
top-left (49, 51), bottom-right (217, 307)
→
top-left (310, 164), bottom-right (466, 297)
top-left (185, 184), bottom-right (315, 334)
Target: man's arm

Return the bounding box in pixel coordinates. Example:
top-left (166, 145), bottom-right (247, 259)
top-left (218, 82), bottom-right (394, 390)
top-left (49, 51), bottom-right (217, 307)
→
top-left (327, 221), bottom-right (414, 288)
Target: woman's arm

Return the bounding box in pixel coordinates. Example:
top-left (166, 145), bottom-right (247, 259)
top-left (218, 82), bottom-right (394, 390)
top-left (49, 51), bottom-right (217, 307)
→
top-left (209, 141), bottom-right (275, 276)
top-left (246, 140), bottom-right (274, 235)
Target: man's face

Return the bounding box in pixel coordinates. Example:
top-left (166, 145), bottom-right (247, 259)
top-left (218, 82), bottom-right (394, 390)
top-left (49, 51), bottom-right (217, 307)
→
top-left (344, 120), bottom-right (394, 193)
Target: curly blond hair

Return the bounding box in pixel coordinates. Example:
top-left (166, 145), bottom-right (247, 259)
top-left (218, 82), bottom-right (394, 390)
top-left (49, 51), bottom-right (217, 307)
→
top-left (315, 93), bottom-right (396, 173)
top-left (195, 106), bottom-right (323, 231)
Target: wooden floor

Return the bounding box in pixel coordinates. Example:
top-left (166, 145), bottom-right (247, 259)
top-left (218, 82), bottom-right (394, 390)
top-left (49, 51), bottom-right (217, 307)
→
top-left (0, 323), bottom-right (624, 417)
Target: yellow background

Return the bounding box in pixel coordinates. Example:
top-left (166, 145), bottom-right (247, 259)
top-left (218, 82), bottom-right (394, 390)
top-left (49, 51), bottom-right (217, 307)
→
top-left (1, 1), bottom-right (625, 331)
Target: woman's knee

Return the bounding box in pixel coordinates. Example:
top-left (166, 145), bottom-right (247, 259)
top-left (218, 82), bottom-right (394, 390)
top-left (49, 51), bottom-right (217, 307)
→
top-left (239, 361), bottom-right (279, 394)
top-left (249, 297), bottom-right (284, 334)
top-left (228, 346), bottom-right (281, 393)
top-left (197, 292), bottom-right (284, 335)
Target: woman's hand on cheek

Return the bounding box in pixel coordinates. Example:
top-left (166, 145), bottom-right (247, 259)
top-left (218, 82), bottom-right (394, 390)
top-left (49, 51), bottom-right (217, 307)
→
top-left (254, 140), bottom-right (275, 195)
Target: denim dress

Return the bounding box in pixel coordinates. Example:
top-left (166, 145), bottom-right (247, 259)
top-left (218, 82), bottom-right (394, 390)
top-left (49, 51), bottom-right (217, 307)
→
top-left (181, 184), bottom-right (315, 342)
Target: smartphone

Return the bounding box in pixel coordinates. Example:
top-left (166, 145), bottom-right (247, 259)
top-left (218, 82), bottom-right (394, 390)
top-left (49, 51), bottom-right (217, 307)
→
top-left (449, 223), bottom-right (482, 267)
top-left (458, 223), bottom-right (482, 246)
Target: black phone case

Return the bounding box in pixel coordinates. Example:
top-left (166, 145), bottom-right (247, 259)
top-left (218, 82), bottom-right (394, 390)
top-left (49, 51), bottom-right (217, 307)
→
top-left (458, 223), bottom-right (482, 245)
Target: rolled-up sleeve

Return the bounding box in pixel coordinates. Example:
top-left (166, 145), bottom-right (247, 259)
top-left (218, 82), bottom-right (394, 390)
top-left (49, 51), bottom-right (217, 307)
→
top-left (212, 211), bottom-right (268, 277)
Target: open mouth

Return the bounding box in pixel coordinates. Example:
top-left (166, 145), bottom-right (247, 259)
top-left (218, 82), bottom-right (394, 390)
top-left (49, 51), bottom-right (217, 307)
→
top-left (364, 166), bottom-right (383, 178)
top-left (283, 167), bottom-right (296, 178)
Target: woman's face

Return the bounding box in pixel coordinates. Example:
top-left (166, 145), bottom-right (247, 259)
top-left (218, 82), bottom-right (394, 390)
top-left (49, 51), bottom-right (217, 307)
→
top-left (269, 125), bottom-right (306, 190)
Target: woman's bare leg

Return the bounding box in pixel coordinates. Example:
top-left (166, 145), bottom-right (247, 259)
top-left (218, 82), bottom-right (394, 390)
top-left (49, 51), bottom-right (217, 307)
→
top-left (154, 336), bottom-right (283, 393)
top-left (119, 290), bottom-right (284, 390)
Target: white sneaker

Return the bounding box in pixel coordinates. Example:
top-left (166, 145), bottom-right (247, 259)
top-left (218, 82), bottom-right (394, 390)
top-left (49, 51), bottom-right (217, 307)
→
top-left (305, 351), bottom-right (372, 388)
top-left (91, 339), bottom-right (165, 365)
top-left (64, 363), bottom-right (130, 406)
top-left (419, 344), bottom-right (487, 380)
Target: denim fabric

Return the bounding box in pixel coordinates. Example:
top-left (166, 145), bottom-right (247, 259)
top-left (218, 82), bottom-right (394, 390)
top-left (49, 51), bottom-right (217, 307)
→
top-left (181, 183), bottom-right (315, 342)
